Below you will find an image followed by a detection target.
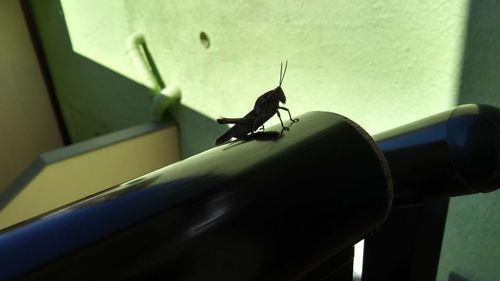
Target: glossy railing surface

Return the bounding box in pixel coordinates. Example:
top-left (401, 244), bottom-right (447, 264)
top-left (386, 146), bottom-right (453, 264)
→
top-left (0, 111), bottom-right (391, 281)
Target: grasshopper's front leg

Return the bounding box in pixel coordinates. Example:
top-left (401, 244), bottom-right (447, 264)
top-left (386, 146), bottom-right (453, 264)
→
top-left (278, 106), bottom-right (299, 123)
top-left (276, 111), bottom-right (289, 131)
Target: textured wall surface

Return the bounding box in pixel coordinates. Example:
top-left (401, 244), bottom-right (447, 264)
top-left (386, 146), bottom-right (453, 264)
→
top-left (438, 192), bottom-right (500, 281)
top-left (61, 0), bottom-right (466, 134)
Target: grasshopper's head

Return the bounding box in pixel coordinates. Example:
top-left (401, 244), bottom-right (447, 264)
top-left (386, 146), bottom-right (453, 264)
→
top-left (275, 86), bottom-right (286, 104)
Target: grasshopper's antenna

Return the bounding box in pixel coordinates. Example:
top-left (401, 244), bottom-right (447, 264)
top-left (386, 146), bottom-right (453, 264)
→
top-left (279, 60), bottom-right (288, 86)
top-left (279, 62), bottom-right (283, 86)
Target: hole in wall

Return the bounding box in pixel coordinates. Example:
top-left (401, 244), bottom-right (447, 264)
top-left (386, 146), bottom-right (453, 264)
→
top-left (199, 32), bottom-right (210, 49)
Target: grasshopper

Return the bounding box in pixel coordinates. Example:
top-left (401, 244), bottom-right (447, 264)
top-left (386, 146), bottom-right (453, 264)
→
top-left (215, 61), bottom-right (299, 145)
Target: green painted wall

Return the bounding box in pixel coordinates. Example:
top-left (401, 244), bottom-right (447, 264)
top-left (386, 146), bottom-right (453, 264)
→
top-left (438, 193), bottom-right (500, 281)
top-left (60, 0), bottom-right (465, 134)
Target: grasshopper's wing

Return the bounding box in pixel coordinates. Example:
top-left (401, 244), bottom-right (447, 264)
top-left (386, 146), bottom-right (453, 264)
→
top-left (217, 109), bottom-right (257, 125)
top-left (217, 117), bottom-right (252, 125)
top-left (215, 126), bottom-right (235, 145)
top-left (215, 110), bottom-right (258, 145)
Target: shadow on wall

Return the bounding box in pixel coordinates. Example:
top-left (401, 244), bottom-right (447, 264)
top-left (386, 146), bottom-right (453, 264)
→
top-left (457, 0), bottom-right (500, 106)
top-left (27, 0), bottom-right (152, 142)
top-left (438, 1), bottom-right (500, 281)
top-left (27, 0), bottom-right (227, 159)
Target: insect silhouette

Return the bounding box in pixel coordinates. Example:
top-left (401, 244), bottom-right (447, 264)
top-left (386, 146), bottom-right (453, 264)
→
top-left (215, 61), bottom-right (299, 145)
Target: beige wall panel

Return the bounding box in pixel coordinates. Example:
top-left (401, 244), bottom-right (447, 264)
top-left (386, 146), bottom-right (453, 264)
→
top-left (0, 125), bottom-right (179, 230)
top-left (0, 0), bottom-right (64, 191)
